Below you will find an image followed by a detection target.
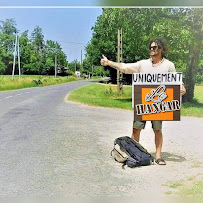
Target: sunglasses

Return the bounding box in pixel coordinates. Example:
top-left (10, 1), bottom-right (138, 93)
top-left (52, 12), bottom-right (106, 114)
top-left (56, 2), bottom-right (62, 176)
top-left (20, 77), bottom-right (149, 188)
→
top-left (149, 46), bottom-right (159, 50)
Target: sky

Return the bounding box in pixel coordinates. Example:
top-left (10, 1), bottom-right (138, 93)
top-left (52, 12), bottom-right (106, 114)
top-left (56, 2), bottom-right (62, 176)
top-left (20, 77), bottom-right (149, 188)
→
top-left (0, 0), bottom-right (202, 6)
top-left (0, 7), bottom-right (102, 62)
top-left (0, 0), bottom-right (101, 6)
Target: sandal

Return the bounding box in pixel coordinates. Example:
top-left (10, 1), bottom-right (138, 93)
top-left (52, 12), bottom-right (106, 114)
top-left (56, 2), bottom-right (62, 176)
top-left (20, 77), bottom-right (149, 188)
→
top-left (155, 158), bottom-right (166, 165)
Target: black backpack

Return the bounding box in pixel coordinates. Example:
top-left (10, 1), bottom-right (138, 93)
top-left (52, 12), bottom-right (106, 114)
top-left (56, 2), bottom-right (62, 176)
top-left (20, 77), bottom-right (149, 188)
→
top-left (111, 136), bottom-right (154, 168)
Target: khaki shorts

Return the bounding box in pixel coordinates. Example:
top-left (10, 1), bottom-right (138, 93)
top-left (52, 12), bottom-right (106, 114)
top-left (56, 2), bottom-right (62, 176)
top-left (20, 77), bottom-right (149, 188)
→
top-left (133, 121), bottom-right (162, 130)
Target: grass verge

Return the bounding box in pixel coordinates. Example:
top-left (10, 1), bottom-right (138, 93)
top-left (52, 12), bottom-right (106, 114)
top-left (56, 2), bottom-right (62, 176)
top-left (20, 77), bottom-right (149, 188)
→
top-left (0, 75), bottom-right (77, 91)
top-left (164, 174), bottom-right (203, 197)
top-left (68, 83), bottom-right (133, 110)
top-left (68, 83), bottom-right (203, 117)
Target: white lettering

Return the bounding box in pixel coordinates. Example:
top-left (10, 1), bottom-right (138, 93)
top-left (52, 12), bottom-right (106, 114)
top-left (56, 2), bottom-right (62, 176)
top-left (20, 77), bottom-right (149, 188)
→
top-left (135, 100), bottom-right (181, 116)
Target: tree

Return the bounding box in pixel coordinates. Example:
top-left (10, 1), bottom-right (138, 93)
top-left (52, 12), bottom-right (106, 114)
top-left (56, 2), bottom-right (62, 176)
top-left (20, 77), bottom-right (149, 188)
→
top-left (0, 18), bottom-right (17, 35)
top-left (22, 26), bottom-right (46, 75)
top-left (95, 66), bottom-right (105, 76)
top-left (184, 9), bottom-right (203, 101)
top-left (68, 60), bottom-right (81, 73)
top-left (31, 26), bottom-right (44, 53)
top-left (44, 40), bottom-right (68, 75)
top-left (86, 8), bottom-right (165, 83)
top-left (152, 8), bottom-right (203, 101)
top-left (82, 58), bottom-right (92, 73)
top-left (0, 19), bottom-right (18, 74)
top-left (19, 30), bottom-right (33, 74)
top-left (0, 56), bottom-right (6, 74)
top-left (85, 8), bottom-right (203, 100)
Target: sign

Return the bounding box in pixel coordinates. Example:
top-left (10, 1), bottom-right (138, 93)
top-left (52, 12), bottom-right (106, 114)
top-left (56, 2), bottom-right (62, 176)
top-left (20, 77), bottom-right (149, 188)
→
top-left (132, 73), bottom-right (182, 121)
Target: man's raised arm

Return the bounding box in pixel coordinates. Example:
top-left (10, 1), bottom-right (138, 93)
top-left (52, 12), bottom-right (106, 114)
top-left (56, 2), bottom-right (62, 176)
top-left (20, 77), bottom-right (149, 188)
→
top-left (100, 55), bottom-right (139, 74)
top-left (100, 55), bottom-right (123, 70)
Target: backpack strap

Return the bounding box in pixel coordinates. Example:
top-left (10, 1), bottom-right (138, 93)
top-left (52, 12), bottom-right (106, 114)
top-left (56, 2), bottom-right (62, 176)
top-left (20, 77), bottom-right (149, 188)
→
top-left (122, 161), bottom-right (127, 170)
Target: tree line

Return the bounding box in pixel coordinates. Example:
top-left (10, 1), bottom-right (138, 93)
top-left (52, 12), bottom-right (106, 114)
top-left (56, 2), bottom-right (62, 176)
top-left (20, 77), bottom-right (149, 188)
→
top-left (0, 19), bottom-right (108, 78)
top-left (85, 8), bottom-right (203, 102)
top-left (0, 19), bottom-right (69, 76)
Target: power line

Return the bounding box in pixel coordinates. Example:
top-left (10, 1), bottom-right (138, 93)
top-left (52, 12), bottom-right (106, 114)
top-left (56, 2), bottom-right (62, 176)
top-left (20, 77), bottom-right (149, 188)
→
top-left (57, 40), bottom-right (86, 45)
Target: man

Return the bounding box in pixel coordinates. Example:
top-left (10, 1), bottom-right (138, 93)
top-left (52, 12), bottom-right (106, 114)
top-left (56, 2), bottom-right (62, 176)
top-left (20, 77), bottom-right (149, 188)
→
top-left (100, 38), bottom-right (186, 165)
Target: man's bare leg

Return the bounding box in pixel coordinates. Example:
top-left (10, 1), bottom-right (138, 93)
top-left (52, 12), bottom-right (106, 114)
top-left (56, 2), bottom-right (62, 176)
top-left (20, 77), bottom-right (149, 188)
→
top-left (154, 129), bottom-right (166, 165)
top-left (132, 128), bottom-right (141, 142)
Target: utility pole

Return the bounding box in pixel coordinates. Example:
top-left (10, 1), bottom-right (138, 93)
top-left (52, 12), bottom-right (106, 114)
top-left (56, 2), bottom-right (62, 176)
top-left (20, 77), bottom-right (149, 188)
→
top-left (117, 28), bottom-right (123, 93)
top-left (12, 34), bottom-right (21, 80)
top-left (12, 33), bottom-right (18, 80)
top-left (55, 55), bottom-right (57, 78)
top-left (17, 35), bottom-right (21, 79)
top-left (75, 60), bottom-right (76, 73)
top-left (81, 50), bottom-right (83, 72)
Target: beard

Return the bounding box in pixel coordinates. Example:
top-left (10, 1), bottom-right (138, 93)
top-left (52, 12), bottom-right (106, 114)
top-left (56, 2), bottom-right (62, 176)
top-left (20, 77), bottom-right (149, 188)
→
top-left (149, 50), bottom-right (159, 57)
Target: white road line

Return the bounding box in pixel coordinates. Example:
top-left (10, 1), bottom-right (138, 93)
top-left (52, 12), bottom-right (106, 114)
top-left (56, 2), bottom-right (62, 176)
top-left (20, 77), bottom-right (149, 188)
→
top-left (4, 96), bottom-right (13, 99)
top-left (0, 85), bottom-right (60, 101)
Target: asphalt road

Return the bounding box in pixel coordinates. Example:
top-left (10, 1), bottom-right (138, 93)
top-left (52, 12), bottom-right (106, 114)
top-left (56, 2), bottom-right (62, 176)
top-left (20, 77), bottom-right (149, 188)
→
top-left (0, 80), bottom-right (202, 197)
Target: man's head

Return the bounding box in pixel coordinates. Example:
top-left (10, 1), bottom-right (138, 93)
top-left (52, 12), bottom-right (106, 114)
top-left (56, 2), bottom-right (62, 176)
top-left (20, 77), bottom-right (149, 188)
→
top-left (148, 38), bottom-right (168, 58)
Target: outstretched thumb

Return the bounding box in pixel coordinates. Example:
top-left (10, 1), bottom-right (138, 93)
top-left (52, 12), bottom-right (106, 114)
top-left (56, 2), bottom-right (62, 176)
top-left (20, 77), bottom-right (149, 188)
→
top-left (102, 54), bottom-right (107, 59)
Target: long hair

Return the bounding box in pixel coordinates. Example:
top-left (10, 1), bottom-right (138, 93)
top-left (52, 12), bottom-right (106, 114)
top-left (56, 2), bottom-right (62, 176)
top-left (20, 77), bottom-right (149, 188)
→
top-left (148, 38), bottom-right (168, 58)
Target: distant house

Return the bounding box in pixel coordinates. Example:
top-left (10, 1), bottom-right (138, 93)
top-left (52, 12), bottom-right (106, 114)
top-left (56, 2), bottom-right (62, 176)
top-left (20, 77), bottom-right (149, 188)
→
top-left (75, 71), bottom-right (81, 77)
top-left (57, 66), bottom-right (68, 74)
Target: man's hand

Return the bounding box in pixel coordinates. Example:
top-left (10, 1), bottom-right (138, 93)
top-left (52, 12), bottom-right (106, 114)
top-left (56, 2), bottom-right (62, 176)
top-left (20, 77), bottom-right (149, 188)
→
top-left (180, 85), bottom-right (186, 95)
top-left (100, 55), bottom-right (122, 71)
top-left (100, 55), bottom-right (109, 66)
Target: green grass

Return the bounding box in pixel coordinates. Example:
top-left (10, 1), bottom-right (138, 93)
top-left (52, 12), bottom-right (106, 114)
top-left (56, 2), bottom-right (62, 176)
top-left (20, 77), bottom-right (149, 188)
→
top-left (0, 75), bottom-right (78, 91)
top-left (165, 174), bottom-right (203, 197)
top-left (179, 180), bottom-right (203, 196)
top-left (68, 83), bottom-right (203, 117)
top-left (68, 83), bottom-right (133, 110)
top-left (181, 86), bottom-right (203, 117)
